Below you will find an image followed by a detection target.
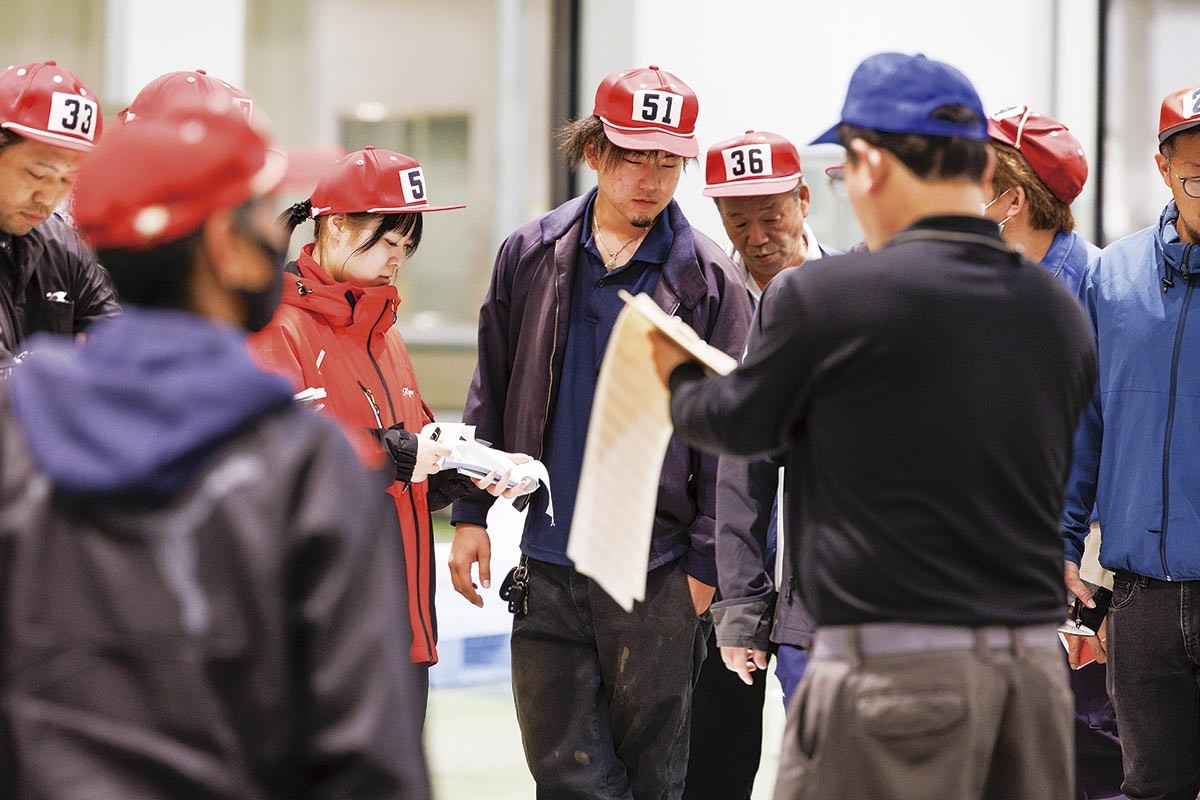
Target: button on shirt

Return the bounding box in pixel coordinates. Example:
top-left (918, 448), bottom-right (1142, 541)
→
top-left (521, 199), bottom-right (674, 565)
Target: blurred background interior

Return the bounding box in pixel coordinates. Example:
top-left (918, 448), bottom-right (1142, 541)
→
top-left (8, 1), bottom-right (1200, 796)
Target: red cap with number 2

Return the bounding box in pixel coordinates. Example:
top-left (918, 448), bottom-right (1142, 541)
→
top-left (308, 146), bottom-right (465, 217)
top-left (1159, 83), bottom-right (1200, 144)
top-left (593, 66), bottom-right (699, 159)
top-left (703, 130), bottom-right (803, 198)
top-left (0, 61), bottom-right (102, 152)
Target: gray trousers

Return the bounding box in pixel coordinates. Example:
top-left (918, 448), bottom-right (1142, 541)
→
top-left (773, 623), bottom-right (1074, 800)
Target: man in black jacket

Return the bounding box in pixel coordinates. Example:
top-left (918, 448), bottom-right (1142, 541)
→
top-left (0, 89), bottom-right (429, 798)
top-left (0, 61), bottom-right (117, 354)
top-left (660, 52), bottom-right (1097, 800)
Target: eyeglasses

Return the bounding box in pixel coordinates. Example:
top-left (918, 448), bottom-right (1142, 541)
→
top-left (1165, 157), bottom-right (1200, 199)
top-left (825, 164), bottom-right (848, 203)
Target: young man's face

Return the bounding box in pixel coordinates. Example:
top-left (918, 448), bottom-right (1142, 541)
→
top-left (589, 146), bottom-right (682, 228)
top-left (0, 137), bottom-right (82, 235)
top-left (717, 188), bottom-right (810, 284)
top-left (1157, 131), bottom-right (1200, 244)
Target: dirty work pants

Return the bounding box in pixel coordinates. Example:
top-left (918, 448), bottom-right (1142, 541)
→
top-left (773, 622), bottom-right (1073, 800)
top-left (511, 558), bottom-right (710, 800)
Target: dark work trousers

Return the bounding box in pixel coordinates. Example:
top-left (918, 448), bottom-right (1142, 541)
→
top-left (1107, 572), bottom-right (1200, 800)
top-left (511, 557), bottom-right (711, 800)
top-left (683, 628), bottom-right (768, 800)
top-left (1069, 661), bottom-right (1126, 800)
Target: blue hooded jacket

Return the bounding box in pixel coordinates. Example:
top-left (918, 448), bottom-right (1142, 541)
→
top-left (1062, 201), bottom-right (1200, 580)
top-left (8, 307), bottom-right (294, 500)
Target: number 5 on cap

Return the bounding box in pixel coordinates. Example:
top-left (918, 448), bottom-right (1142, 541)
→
top-left (400, 167), bottom-right (426, 204)
top-left (722, 144), bottom-right (772, 181)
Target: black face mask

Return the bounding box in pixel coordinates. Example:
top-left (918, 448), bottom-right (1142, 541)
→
top-left (238, 256), bottom-right (285, 332)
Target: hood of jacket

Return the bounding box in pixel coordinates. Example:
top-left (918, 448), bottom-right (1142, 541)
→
top-left (1158, 200), bottom-right (1200, 286)
top-left (283, 244), bottom-right (399, 340)
top-left (8, 307), bottom-right (295, 499)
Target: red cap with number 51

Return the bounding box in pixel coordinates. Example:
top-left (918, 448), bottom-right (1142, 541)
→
top-left (0, 61), bottom-right (103, 152)
top-left (593, 66), bottom-right (699, 159)
top-left (1159, 83), bottom-right (1200, 144)
top-left (308, 146), bottom-right (465, 217)
top-left (703, 130), bottom-right (803, 198)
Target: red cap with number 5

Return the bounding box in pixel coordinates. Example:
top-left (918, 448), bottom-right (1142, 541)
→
top-left (703, 130), bottom-right (803, 198)
top-left (1159, 84), bottom-right (1200, 144)
top-left (0, 61), bottom-right (103, 152)
top-left (593, 66), bottom-right (699, 159)
top-left (308, 146), bottom-right (465, 217)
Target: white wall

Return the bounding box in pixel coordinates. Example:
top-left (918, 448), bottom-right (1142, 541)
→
top-left (578, 0), bottom-right (1102, 248)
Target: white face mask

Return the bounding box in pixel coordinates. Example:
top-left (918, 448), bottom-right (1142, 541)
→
top-left (983, 187), bottom-right (1016, 231)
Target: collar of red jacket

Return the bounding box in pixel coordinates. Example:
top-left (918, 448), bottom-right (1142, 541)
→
top-left (284, 243), bottom-right (400, 338)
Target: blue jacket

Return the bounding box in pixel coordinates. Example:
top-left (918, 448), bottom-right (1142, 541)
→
top-left (1042, 228), bottom-right (1099, 295)
top-left (1062, 201), bottom-right (1200, 580)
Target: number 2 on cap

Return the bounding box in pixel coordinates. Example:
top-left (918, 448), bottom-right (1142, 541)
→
top-left (632, 90), bottom-right (684, 129)
top-left (723, 144), bottom-right (773, 181)
top-left (1190, 88), bottom-right (1200, 117)
top-left (400, 167), bottom-right (426, 204)
top-left (46, 92), bottom-right (98, 140)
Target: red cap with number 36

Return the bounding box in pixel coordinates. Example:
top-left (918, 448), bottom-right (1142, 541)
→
top-left (703, 130), bottom-right (803, 198)
top-left (1159, 84), bottom-right (1200, 144)
top-left (593, 66), bottom-right (699, 159)
top-left (308, 146), bottom-right (465, 217)
top-left (0, 60), bottom-right (103, 152)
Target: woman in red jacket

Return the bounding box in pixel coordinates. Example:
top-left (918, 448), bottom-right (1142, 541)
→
top-left (250, 147), bottom-right (471, 707)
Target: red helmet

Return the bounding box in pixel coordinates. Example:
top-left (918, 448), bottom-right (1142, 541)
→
top-left (592, 65), bottom-right (699, 158)
top-left (309, 147), bottom-right (465, 217)
top-left (123, 69), bottom-right (253, 123)
top-left (988, 106), bottom-right (1088, 205)
top-left (0, 60), bottom-right (102, 152)
top-left (1159, 83), bottom-right (1200, 144)
top-left (703, 130), bottom-right (803, 198)
top-left (73, 92), bottom-right (285, 251)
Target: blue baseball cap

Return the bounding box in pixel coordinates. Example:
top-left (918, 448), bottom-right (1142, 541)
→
top-left (811, 52), bottom-right (988, 146)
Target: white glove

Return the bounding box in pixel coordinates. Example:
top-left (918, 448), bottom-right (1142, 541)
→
top-left (413, 434), bottom-right (453, 482)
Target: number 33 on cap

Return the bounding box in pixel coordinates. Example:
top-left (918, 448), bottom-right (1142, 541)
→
top-left (0, 61), bottom-right (102, 152)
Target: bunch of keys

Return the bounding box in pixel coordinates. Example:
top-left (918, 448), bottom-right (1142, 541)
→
top-left (499, 558), bottom-right (529, 618)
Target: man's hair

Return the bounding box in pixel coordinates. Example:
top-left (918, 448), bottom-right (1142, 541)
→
top-left (0, 129), bottom-right (16, 154)
top-left (713, 184), bottom-right (803, 212)
top-left (556, 115), bottom-right (695, 171)
top-left (97, 233), bottom-right (203, 311)
top-left (838, 105), bottom-right (990, 182)
top-left (1160, 127), bottom-right (1200, 159)
top-left (990, 141), bottom-right (1074, 233)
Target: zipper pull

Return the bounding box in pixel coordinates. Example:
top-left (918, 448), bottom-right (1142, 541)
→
top-left (357, 381), bottom-right (384, 428)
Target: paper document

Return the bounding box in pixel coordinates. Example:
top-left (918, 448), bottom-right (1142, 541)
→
top-left (421, 422), bottom-right (553, 518)
top-left (568, 291), bottom-right (736, 611)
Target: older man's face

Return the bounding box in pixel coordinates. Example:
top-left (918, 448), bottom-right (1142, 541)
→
top-left (717, 187), bottom-right (810, 286)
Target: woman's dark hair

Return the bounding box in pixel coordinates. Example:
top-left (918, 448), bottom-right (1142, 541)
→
top-left (280, 198), bottom-right (423, 258)
top-left (838, 105), bottom-right (990, 182)
top-left (96, 232), bottom-right (203, 311)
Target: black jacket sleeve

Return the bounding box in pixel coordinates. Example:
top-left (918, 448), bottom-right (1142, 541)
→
top-left (291, 424), bottom-right (431, 800)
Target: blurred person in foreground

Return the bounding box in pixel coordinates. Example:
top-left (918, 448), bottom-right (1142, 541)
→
top-left (0, 89), bottom-right (430, 798)
top-left (0, 60), bottom-right (116, 356)
top-left (660, 52), bottom-right (1096, 800)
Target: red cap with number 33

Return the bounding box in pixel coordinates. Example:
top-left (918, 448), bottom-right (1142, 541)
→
top-left (0, 60), bottom-right (102, 152)
top-left (593, 66), bottom-right (699, 159)
top-left (308, 146), bottom-right (465, 217)
top-left (703, 130), bottom-right (803, 198)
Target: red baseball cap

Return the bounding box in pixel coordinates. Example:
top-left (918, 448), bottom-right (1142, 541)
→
top-left (988, 105), bottom-right (1088, 205)
top-left (703, 130), bottom-right (802, 198)
top-left (309, 147), bottom-right (465, 217)
top-left (0, 60), bottom-right (102, 152)
top-left (73, 92), bottom-right (286, 251)
top-left (1159, 84), bottom-right (1200, 143)
top-left (592, 65), bottom-right (699, 158)
top-left (122, 69), bottom-right (253, 123)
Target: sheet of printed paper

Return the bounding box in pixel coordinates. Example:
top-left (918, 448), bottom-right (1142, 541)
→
top-left (568, 292), bottom-right (736, 611)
